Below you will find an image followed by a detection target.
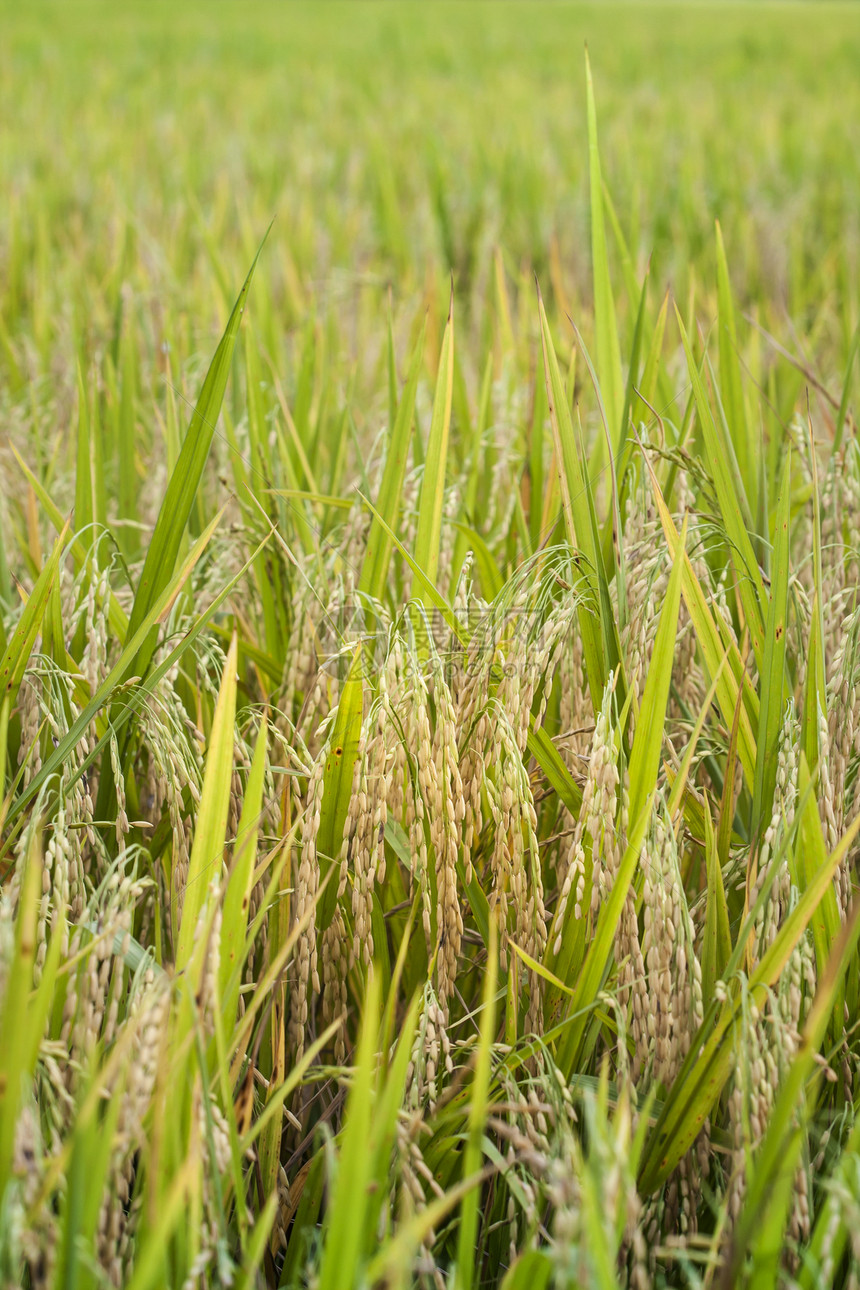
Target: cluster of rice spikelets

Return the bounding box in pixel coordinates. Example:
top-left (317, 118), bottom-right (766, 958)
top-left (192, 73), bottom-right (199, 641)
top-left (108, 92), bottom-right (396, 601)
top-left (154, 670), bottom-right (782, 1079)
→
top-left (4, 251), bottom-right (860, 1288)
top-left (5, 417), bottom-right (860, 1285)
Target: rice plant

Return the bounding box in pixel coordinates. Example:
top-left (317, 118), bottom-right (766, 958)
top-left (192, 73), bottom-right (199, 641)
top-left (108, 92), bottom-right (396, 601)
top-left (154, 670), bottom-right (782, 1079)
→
top-left (3, 4), bottom-right (860, 1288)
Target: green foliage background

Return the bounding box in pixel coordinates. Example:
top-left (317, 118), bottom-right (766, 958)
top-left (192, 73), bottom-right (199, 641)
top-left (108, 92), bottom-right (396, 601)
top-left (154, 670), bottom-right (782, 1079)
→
top-left (3, 4), bottom-right (860, 1289)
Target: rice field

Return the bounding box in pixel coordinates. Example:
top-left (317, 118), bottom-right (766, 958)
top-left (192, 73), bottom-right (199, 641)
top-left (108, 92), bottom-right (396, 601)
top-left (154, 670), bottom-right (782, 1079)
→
top-left (3, 2), bottom-right (860, 1286)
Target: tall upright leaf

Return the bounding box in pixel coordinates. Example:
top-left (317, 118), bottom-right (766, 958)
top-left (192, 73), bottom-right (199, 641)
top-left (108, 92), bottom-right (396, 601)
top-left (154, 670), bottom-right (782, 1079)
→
top-left (585, 50), bottom-right (624, 444)
top-left (316, 646), bottom-right (364, 929)
top-left (675, 305), bottom-right (767, 668)
top-left (715, 221), bottom-right (753, 504)
top-left (219, 717), bottom-right (268, 1035)
top-left (414, 291), bottom-right (454, 590)
top-left (701, 793), bottom-right (732, 1007)
top-left (642, 440), bottom-right (759, 786)
top-left (175, 633), bottom-right (239, 973)
top-left (750, 451), bottom-right (791, 847)
top-left (127, 241), bottom-right (265, 680)
top-left (538, 286), bottom-right (610, 708)
top-left (0, 524), bottom-right (67, 711)
top-left (802, 416), bottom-right (827, 772)
top-left (359, 321), bottom-right (426, 604)
top-left (74, 361), bottom-right (94, 541)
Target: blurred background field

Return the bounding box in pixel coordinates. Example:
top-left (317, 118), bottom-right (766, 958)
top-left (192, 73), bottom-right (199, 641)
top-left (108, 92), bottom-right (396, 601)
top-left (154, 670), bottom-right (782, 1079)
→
top-left (3, 2), bottom-right (860, 374)
top-left (5, 4), bottom-right (860, 1288)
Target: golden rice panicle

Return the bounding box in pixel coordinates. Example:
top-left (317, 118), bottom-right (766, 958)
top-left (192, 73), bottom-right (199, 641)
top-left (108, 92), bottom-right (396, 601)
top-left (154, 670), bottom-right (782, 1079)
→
top-left (495, 600), bottom-right (567, 759)
top-left (487, 704), bottom-right (547, 1023)
top-left (828, 608), bottom-right (860, 847)
top-left (59, 869), bottom-right (144, 1076)
top-left (17, 673), bottom-right (43, 789)
top-left (456, 626), bottom-right (494, 890)
top-left (97, 977), bottom-right (170, 1286)
top-left (343, 703), bottom-right (389, 967)
top-left (380, 641), bottom-right (439, 946)
top-left (290, 746), bottom-right (325, 1057)
top-left (638, 808), bottom-right (703, 1089)
top-left (405, 982), bottom-right (452, 1113)
top-left (558, 631), bottom-right (589, 766)
top-left (618, 887), bottom-right (648, 1074)
top-left (843, 446), bottom-right (860, 596)
top-left (173, 1082), bottom-right (234, 1272)
top-left (819, 460), bottom-right (859, 649)
top-left (587, 676), bottom-right (622, 919)
top-left (227, 731), bottom-right (252, 849)
top-left (108, 731), bottom-right (130, 853)
top-left (429, 660), bottom-right (464, 1010)
top-left (381, 640), bottom-right (409, 822)
top-left (402, 641), bottom-right (465, 1007)
top-left (814, 699), bottom-right (849, 915)
top-left (622, 479), bottom-right (667, 714)
top-left (321, 904), bottom-right (349, 1064)
top-left (669, 475), bottom-right (708, 723)
top-left (80, 560), bottom-right (112, 729)
top-left (484, 713), bottom-right (514, 963)
top-left (397, 1100), bottom-right (447, 1290)
top-left (138, 667), bottom-right (205, 945)
top-left (283, 579), bottom-right (336, 749)
top-left (431, 656), bottom-right (467, 865)
top-left (343, 730), bottom-right (371, 962)
top-left (10, 1098), bottom-right (57, 1290)
top-left (532, 616), bottom-right (571, 738)
top-left (283, 582), bottom-right (315, 727)
top-left (725, 981), bottom-right (815, 1258)
top-left (401, 649), bottom-right (434, 947)
top-left (751, 701), bottom-right (799, 956)
top-left (37, 801), bottom-right (71, 980)
top-left (554, 676), bottom-right (618, 954)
